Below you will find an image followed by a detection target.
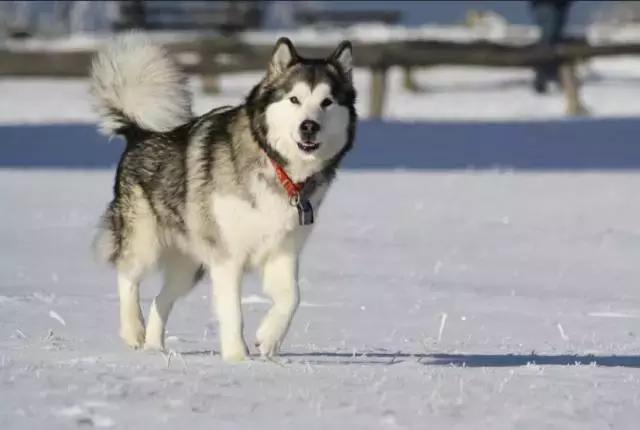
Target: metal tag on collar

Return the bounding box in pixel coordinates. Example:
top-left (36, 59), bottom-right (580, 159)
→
top-left (296, 198), bottom-right (314, 226)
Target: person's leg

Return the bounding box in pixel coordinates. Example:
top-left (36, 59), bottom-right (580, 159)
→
top-left (548, 3), bottom-right (571, 83)
top-left (532, 2), bottom-right (552, 92)
top-left (532, 1), bottom-right (569, 92)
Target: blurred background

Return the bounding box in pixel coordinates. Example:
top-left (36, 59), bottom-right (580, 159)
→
top-left (1, 0), bottom-right (640, 130)
top-left (1, 1), bottom-right (638, 35)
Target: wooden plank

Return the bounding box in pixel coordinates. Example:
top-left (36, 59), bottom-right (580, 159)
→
top-left (0, 50), bottom-right (92, 77)
top-left (364, 40), bottom-right (640, 68)
top-left (294, 10), bottom-right (401, 25)
top-left (189, 39), bottom-right (640, 71)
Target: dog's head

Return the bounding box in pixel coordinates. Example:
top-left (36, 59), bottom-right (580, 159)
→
top-left (247, 38), bottom-right (356, 176)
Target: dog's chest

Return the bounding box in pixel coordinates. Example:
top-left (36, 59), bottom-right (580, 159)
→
top-left (211, 177), bottom-right (308, 262)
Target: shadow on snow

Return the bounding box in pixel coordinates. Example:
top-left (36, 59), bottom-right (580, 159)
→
top-left (282, 352), bottom-right (640, 367)
top-left (181, 350), bottom-right (640, 368)
top-left (2, 118), bottom-right (640, 170)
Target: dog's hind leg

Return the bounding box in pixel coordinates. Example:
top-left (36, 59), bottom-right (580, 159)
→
top-left (118, 271), bottom-right (146, 349)
top-left (117, 253), bottom-right (157, 349)
top-left (95, 208), bottom-right (147, 348)
top-left (256, 248), bottom-right (299, 358)
top-left (144, 250), bottom-right (202, 351)
top-left (112, 195), bottom-right (161, 349)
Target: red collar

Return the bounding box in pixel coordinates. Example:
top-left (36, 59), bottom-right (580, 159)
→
top-left (267, 156), bottom-right (305, 204)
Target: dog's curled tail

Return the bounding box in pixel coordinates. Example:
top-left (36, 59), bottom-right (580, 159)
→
top-left (90, 33), bottom-right (192, 135)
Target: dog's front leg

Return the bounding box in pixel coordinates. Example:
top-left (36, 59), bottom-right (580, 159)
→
top-left (256, 248), bottom-right (299, 358)
top-left (210, 261), bottom-right (248, 362)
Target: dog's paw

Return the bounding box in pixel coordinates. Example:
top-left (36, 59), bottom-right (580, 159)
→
top-left (143, 340), bottom-right (165, 352)
top-left (120, 324), bottom-right (145, 349)
top-left (143, 326), bottom-right (166, 352)
top-left (255, 321), bottom-right (284, 358)
top-left (221, 341), bottom-right (249, 363)
top-left (255, 334), bottom-right (281, 358)
top-left (255, 341), bottom-right (281, 359)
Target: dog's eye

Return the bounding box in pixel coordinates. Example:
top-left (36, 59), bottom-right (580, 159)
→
top-left (289, 96), bottom-right (300, 105)
top-left (320, 98), bottom-right (333, 108)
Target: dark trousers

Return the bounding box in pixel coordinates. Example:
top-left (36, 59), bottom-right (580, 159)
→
top-left (531, 1), bottom-right (570, 91)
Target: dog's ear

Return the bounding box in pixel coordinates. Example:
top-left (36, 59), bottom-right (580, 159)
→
top-left (329, 41), bottom-right (353, 82)
top-left (269, 37), bottom-right (298, 77)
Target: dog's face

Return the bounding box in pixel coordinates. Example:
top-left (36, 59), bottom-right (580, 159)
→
top-left (248, 38), bottom-right (356, 171)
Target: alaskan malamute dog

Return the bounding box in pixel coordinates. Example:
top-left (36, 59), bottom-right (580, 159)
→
top-left (90, 34), bottom-right (356, 362)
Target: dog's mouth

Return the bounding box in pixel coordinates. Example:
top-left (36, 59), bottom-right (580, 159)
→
top-left (296, 140), bottom-right (321, 153)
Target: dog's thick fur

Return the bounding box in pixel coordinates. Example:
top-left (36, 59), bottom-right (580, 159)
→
top-left (90, 34), bottom-right (356, 362)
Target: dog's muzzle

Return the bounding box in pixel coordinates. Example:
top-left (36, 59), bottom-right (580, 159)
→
top-left (298, 120), bottom-right (321, 152)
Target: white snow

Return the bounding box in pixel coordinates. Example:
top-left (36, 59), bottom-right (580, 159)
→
top-left (48, 310), bottom-right (66, 326)
top-left (588, 312), bottom-right (640, 319)
top-left (1, 167), bottom-right (640, 429)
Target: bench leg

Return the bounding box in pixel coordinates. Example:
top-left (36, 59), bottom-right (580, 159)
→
top-left (370, 67), bottom-right (388, 119)
top-left (202, 74), bottom-right (220, 94)
top-left (402, 66), bottom-right (423, 93)
top-left (560, 62), bottom-right (588, 116)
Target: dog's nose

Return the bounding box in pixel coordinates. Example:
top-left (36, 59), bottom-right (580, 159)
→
top-left (299, 120), bottom-right (320, 139)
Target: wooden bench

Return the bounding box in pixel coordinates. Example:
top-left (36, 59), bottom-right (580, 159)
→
top-left (294, 10), bottom-right (401, 27)
top-left (113, 1), bottom-right (263, 35)
top-left (2, 37), bottom-right (640, 118)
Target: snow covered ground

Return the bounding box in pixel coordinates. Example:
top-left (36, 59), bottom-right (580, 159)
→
top-left (2, 166), bottom-right (640, 429)
top-left (2, 53), bottom-right (640, 428)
